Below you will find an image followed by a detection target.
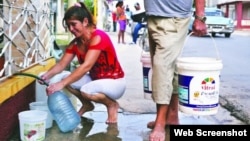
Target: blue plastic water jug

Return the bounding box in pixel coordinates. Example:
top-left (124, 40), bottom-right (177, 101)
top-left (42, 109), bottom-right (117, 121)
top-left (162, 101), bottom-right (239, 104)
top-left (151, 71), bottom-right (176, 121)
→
top-left (48, 91), bottom-right (81, 132)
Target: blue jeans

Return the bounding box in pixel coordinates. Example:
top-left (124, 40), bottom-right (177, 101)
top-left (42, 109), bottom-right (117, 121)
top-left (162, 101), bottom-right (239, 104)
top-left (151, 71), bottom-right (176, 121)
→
top-left (113, 21), bottom-right (117, 32)
top-left (132, 23), bottom-right (146, 43)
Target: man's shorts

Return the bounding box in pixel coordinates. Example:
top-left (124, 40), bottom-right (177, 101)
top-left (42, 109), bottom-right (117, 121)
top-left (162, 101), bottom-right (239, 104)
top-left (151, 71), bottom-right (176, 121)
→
top-left (147, 16), bottom-right (190, 104)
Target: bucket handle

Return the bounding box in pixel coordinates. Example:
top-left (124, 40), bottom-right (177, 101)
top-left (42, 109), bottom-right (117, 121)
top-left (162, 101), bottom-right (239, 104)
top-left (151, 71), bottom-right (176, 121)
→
top-left (179, 32), bottom-right (220, 59)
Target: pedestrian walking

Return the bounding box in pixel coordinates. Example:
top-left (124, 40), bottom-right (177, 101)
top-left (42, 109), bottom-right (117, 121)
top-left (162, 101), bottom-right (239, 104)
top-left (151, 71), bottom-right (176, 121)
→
top-left (143, 0), bottom-right (207, 140)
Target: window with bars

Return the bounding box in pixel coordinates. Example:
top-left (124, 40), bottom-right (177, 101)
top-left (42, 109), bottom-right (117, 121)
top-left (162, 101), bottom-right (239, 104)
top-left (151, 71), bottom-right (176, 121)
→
top-left (0, 0), bottom-right (55, 81)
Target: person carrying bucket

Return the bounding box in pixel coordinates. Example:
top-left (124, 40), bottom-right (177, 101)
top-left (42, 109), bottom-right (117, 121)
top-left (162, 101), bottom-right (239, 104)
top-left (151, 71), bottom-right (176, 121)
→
top-left (143, 0), bottom-right (207, 141)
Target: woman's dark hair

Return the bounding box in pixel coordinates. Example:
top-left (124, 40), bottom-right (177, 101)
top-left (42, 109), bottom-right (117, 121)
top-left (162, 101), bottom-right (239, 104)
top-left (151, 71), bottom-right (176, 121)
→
top-left (116, 1), bottom-right (123, 7)
top-left (63, 2), bottom-right (94, 28)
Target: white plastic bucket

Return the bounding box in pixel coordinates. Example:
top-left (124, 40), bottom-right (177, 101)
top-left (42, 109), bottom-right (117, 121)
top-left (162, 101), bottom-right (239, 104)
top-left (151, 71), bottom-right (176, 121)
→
top-left (140, 52), bottom-right (152, 99)
top-left (18, 110), bottom-right (47, 141)
top-left (35, 81), bottom-right (47, 102)
top-left (29, 101), bottom-right (53, 129)
top-left (176, 57), bottom-right (223, 115)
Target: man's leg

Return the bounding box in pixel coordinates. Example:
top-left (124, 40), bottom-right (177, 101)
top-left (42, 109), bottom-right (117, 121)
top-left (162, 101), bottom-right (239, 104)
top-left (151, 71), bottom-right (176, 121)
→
top-left (113, 21), bottom-right (117, 32)
top-left (147, 16), bottom-right (190, 141)
top-left (149, 104), bottom-right (167, 141)
top-left (166, 94), bottom-right (179, 123)
top-left (147, 94), bottom-right (179, 129)
top-left (132, 23), bottom-right (143, 43)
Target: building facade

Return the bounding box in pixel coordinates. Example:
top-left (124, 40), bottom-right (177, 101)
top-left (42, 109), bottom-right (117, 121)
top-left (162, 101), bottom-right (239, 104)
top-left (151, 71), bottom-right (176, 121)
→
top-left (206, 0), bottom-right (250, 29)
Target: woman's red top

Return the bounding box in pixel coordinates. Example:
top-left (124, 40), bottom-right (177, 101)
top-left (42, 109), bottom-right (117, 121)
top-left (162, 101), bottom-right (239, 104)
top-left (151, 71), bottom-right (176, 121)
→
top-left (66, 29), bottom-right (124, 80)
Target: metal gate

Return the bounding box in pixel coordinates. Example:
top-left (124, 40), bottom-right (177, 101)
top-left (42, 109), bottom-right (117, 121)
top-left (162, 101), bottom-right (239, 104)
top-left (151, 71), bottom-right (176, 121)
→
top-left (0, 0), bottom-right (54, 81)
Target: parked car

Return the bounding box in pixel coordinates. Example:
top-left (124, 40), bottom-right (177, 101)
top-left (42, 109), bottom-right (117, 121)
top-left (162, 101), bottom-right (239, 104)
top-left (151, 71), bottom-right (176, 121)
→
top-left (189, 7), bottom-right (234, 38)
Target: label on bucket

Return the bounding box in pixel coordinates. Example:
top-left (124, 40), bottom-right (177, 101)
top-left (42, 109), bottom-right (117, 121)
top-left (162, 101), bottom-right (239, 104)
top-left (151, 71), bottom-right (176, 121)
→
top-left (178, 74), bottom-right (220, 114)
top-left (142, 67), bottom-right (152, 93)
top-left (21, 122), bottom-right (46, 141)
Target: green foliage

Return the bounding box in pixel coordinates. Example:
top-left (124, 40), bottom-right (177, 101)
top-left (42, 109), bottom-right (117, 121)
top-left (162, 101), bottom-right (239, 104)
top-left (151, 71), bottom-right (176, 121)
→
top-left (56, 38), bottom-right (70, 46)
top-left (55, 33), bottom-right (71, 46)
top-left (63, 0), bottom-right (94, 14)
top-left (84, 0), bottom-right (94, 14)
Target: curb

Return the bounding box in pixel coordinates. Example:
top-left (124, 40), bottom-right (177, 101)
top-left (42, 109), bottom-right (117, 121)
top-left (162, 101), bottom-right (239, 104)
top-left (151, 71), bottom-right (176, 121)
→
top-left (234, 30), bottom-right (250, 36)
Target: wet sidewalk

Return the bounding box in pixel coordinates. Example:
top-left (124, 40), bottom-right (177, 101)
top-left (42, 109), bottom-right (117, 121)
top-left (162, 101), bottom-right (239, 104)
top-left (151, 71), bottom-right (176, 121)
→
top-left (9, 104), bottom-right (244, 141)
top-left (9, 31), bottom-right (245, 141)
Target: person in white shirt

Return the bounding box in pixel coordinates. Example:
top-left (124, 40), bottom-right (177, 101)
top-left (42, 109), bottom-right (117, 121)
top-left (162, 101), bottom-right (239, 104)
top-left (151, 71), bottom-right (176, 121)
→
top-left (130, 2), bottom-right (146, 44)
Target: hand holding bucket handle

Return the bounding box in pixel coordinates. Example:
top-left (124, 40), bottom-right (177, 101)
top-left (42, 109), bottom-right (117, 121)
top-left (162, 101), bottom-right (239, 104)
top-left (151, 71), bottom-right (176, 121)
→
top-left (180, 32), bottom-right (221, 60)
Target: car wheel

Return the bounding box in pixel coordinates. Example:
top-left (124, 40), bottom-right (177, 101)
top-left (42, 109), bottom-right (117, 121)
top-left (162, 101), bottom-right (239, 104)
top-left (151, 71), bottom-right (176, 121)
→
top-left (225, 33), bottom-right (231, 38)
top-left (212, 33), bottom-right (216, 37)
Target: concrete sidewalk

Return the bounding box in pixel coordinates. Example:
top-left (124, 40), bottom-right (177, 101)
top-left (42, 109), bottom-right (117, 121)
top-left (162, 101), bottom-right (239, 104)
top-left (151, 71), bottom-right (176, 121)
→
top-left (108, 32), bottom-right (156, 114)
top-left (234, 29), bottom-right (250, 36)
